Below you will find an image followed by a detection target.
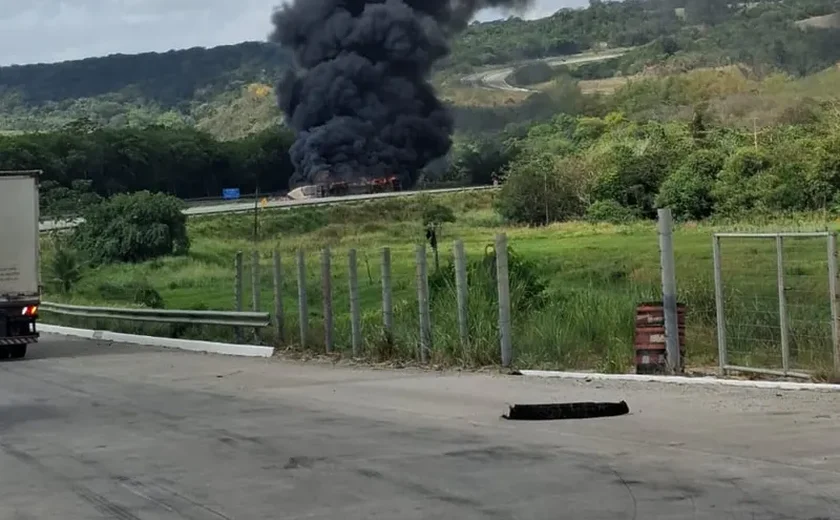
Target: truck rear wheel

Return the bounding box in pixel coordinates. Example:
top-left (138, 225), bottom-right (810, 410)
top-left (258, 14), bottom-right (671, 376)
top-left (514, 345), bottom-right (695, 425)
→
top-left (9, 345), bottom-right (26, 359)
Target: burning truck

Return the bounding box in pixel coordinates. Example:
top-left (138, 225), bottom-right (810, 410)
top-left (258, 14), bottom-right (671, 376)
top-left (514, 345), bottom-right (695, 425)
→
top-left (287, 174), bottom-right (402, 200)
top-left (319, 175), bottom-right (402, 197)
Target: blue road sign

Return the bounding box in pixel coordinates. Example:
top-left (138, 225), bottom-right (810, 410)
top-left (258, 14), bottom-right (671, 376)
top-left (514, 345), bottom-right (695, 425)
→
top-left (222, 188), bottom-right (240, 200)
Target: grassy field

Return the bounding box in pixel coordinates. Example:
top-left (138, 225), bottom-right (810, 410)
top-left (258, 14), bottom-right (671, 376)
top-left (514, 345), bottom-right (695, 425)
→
top-left (41, 191), bottom-right (840, 375)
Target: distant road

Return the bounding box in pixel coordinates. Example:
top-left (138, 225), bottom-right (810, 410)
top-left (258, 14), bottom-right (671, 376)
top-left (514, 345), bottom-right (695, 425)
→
top-left (39, 185), bottom-right (497, 232)
top-left (460, 49), bottom-right (630, 92)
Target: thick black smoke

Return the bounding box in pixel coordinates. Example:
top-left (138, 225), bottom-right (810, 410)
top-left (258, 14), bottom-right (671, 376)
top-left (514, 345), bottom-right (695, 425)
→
top-left (270, 0), bottom-right (532, 187)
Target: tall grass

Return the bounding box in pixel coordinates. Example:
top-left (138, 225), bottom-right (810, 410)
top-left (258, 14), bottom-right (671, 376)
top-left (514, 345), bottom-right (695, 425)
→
top-left (39, 193), bottom-right (840, 374)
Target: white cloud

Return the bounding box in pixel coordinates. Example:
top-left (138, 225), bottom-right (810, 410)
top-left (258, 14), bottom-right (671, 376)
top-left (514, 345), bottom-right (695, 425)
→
top-left (0, 0), bottom-right (582, 66)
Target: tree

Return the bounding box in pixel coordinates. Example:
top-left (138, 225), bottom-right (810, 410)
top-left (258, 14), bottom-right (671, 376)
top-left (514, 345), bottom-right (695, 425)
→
top-left (0, 125), bottom-right (297, 204)
top-left (712, 147), bottom-right (773, 216)
top-left (495, 153), bottom-right (586, 225)
top-left (451, 138), bottom-right (519, 186)
top-left (684, 0), bottom-right (729, 25)
top-left (655, 149), bottom-right (724, 220)
top-left (589, 143), bottom-right (669, 218)
top-left (46, 234), bottom-right (83, 294)
top-left (74, 191), bottom-right (190, 265)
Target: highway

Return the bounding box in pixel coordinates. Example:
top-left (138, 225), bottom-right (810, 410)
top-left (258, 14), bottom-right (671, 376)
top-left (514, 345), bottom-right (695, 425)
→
top-left (38, 186), bottom-right (496, 232)
top-left (460, 50), bottom-right (630, 92)
top-left (1, 335), bottom-right (838, 519)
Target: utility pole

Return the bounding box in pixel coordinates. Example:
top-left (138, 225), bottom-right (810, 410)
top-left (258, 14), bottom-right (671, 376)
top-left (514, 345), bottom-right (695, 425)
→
top-left (253, 182), bottom-right (260, 244)
top-left (543, 169), bottom-right (549, 225)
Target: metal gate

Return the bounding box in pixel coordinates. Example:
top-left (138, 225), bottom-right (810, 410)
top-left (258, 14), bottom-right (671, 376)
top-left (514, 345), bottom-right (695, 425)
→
top-left (713, 232), bottom-right (840, 378)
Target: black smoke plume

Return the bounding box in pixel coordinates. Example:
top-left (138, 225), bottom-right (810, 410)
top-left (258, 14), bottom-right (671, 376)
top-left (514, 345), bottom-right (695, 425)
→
top-left (270, 0), bottom-right (532, 187)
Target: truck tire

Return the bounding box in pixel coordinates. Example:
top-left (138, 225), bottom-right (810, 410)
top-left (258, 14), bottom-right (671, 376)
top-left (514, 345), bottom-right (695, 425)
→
top-left (9, 345), bottom-right (26, 359)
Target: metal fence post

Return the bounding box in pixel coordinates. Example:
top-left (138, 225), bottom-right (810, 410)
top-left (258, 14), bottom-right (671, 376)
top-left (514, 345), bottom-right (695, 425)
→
top-left (416, 244), bottom-right (431, 363)
top-left (657, 208), bottom-right (681, 374)
top-left (296, 249), bottom-right (308, 347)
top-left (381, 247), bottom-right (393, 342)
top-left (251, 250), bottom-right (261, 342)
top-left (829, 233), bottom-right (840, 373)
top-left (272, 249), bottom-right (285, 344)
top-left (454, 239), bottom-right (469, 349)
top-left (321, 247), bottom-right (333, 353)
top-left (712, 235), bottom-right (727, 374)
top-left (234, 251), bottom-right (243, 343)
top-left (349, 249), bottom-right (362, 357)
top-left (776, 234), bottom-right (790, 374)
top-left (495, 234), bottom-right (512, 368)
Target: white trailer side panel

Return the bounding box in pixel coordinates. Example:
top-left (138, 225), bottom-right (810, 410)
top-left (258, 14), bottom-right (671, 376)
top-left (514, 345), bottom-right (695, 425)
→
top-left (0, 174), bottom-right (40, 301)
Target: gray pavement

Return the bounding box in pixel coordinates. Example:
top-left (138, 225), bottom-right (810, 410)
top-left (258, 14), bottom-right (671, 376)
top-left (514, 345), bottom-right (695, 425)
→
top-left (1, 335), bottom-right (839, 519)
top-left (459, 50), bottom-right (629, 93)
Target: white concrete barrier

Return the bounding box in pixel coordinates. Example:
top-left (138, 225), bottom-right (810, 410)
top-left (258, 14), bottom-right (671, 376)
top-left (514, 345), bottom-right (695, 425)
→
top-left (39, 324), bottom-right (274, 358)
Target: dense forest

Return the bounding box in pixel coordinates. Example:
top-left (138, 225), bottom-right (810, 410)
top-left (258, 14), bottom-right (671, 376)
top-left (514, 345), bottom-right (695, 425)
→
top-left (2, 0), bottom-right (840, 135)
top-left (496, 108), bottom-right (840, 226)
top-left (7, 63), bottom-right (840, 221)
top-left (0, 125), bottom-right (295, 215)
top-left (0, 42), bottom-right (290, 107)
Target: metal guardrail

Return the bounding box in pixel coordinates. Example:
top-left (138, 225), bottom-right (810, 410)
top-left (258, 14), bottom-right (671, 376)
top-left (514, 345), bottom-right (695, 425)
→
top-left (39, 302), bottom-right (270, 328)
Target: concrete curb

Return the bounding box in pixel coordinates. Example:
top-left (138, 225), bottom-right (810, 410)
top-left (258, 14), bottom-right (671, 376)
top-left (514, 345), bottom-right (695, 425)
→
top-left (39, 324), bottom-right (274, 358)
top-left (518, 370), bottom-right (840, 392)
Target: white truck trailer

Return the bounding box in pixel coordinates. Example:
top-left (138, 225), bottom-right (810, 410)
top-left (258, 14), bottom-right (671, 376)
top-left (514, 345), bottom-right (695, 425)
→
top-left (0, 170), bottom-right (41, 359)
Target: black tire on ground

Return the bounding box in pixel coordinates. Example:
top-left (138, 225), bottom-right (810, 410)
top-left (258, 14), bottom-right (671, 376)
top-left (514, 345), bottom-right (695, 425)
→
top-left (0, 348), bottom-right (9, 360)
top-left (503, 401), bottom-right (630, 421)
top-left (9, 345), bottom-right (26, 359)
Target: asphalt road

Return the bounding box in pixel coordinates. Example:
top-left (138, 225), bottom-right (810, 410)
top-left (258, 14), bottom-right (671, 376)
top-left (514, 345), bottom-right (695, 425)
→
top-left (38, 186), bottom-right (496, 232)
top-left (460, 50), bottom-right (629, 93)
top-left (1, 336), bottom-right (839, 519)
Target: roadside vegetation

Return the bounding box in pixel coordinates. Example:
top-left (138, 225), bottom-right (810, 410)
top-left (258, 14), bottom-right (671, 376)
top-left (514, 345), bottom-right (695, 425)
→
top-left (40, 189), bottom-right (839, 375)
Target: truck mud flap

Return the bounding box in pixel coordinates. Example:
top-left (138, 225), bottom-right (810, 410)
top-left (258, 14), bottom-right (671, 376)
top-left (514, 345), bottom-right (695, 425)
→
top-left (0, 336), bottom-right (39, 346)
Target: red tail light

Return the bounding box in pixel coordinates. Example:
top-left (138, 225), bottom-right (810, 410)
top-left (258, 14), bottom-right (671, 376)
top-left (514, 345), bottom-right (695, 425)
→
top-left (21, 305), bottom-right (38, 316)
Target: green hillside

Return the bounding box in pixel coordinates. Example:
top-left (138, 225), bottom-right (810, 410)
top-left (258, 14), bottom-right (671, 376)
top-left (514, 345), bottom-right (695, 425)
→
top-left (2, 0), bottom-right (840, 139)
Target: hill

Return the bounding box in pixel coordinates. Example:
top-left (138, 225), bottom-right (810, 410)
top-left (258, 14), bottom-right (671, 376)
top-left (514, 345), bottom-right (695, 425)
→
top-left (2, 0), bottom-right (840, 139)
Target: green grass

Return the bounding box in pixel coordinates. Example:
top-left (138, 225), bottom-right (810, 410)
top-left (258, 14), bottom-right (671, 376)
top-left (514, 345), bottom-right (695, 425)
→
top-left (40, 191), bottom-right (840, 375)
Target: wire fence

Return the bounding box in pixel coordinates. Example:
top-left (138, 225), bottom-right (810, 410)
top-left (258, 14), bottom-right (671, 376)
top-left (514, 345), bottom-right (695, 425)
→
top-left (38, 208), bottom-right (840, 377)
top-left (714, 232), bottom-right (839, 378)
top-left (234, 237), bottom-right (522, 367)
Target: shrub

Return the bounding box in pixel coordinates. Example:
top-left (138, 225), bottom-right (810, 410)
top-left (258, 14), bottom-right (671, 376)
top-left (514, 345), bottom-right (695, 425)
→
top-left (588, 141), bottom-right (674, 218)
top-left (712, 147), bottom-right (773, 216)
top-left (450, 138), bottom-right (519, 186)
top-left (428, 245), bottom-right (548, 312)
top-left (655, 149), bottom-right (724, 220)
top-left (97, 279), bottom-right (165, 308)
top-left (74, 191), bottom-right (189, 265)
top-left (40, 179), bottom-right (103, 218)
top-left (421, 202), bottom-right (457, 229)
top-left (495, 153), bottom-right (586, 225)
top-left (46, 235), bottom-right (82, 294)
top-left (585, 200), bottom-right (639, 224)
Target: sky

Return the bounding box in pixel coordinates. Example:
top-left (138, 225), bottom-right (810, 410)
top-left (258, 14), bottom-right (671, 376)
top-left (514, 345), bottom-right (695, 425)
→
top-left (0, 0), bottom-right (583, 66)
